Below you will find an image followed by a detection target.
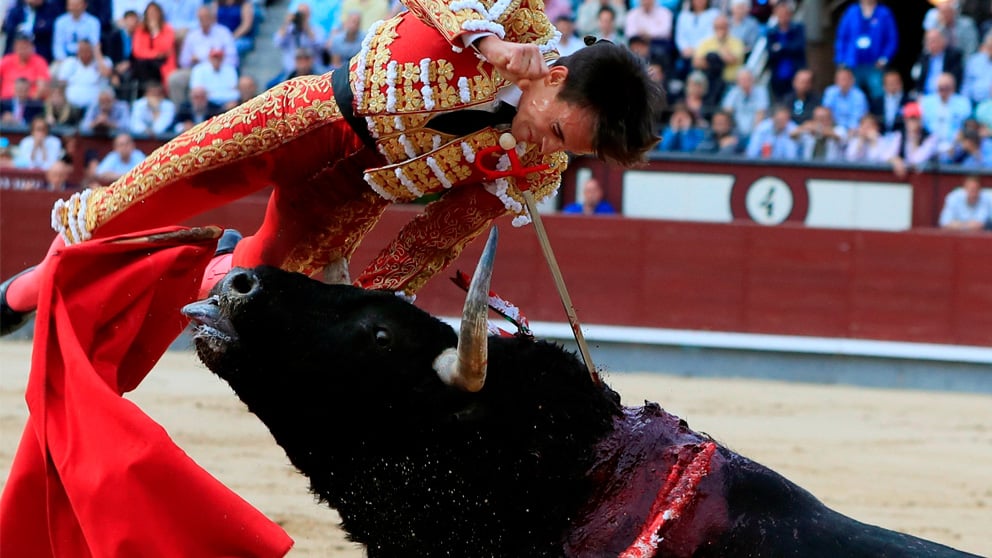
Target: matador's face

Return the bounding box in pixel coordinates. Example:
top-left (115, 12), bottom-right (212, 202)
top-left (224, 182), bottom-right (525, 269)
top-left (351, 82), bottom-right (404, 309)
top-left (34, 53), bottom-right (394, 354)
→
top-left (513, 66), bottom-right (596, 156)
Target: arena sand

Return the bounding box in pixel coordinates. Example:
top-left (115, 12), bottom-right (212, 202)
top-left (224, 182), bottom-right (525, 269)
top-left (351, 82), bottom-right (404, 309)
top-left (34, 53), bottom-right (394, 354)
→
top-left (1, 340), bottom-right (989, 557)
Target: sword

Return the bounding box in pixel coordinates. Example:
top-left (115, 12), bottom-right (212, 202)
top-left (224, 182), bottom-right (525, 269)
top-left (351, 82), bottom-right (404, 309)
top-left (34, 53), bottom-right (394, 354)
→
top-left (517, 187), bottom-right (600, 386)
top-left (473, 132), bottom-right (600, 385)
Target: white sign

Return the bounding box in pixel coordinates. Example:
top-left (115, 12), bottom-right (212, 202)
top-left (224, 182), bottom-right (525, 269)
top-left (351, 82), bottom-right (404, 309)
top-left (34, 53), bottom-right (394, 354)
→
top-left (745, 177), bottom-right (793, 225)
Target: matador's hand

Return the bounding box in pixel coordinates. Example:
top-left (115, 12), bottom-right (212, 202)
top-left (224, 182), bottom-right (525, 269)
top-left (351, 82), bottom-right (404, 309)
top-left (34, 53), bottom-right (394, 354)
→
top-left (476, 36), bottom-right (549, 85)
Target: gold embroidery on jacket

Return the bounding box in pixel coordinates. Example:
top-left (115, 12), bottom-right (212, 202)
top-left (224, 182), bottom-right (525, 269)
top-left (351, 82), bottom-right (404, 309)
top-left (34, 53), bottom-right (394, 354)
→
top-left (53, 74), bottom-right (342, 237)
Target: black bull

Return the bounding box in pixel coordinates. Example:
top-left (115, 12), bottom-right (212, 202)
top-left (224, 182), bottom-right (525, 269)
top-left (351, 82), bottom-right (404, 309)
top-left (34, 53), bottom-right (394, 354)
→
top-left (184, 257), bottom-right (980, 558)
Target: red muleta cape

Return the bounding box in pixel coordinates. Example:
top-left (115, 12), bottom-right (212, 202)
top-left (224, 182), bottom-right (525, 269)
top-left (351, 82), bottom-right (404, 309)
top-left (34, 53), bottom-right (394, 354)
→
top-left (0, 227), bottom-right (293, 557)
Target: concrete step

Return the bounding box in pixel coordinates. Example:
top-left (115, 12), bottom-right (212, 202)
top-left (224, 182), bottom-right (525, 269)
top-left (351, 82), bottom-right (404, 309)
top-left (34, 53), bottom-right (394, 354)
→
top-left (241, 0), bottom-right (292, 87)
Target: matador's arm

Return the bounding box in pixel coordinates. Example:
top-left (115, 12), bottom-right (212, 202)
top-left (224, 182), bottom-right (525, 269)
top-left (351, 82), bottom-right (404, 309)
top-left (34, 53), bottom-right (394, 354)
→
top-left (400, 0), bottom-right (560, 49)
top-left (356, 148), bottom-right (568, 294)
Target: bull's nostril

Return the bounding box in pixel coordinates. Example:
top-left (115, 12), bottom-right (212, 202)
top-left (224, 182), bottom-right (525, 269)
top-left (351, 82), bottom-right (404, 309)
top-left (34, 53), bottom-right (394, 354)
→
top-left (227, 269), bottom-right (258, 296)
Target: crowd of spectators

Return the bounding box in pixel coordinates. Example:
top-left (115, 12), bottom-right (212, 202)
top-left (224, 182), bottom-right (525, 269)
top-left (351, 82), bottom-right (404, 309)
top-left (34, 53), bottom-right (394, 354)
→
top-left (4, 0), bottom-right (992, 193)
top-left (0, 0), bottom-right (266, 188)
top-left (637, 0), bottom-right (992, 176)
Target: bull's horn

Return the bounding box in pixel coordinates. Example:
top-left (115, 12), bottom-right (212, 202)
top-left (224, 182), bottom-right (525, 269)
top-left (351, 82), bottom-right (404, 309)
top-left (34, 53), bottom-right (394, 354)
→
top-left (433, 228), bottom-right (497, 392)
top-left (320, 258), bottom-right (351, 285)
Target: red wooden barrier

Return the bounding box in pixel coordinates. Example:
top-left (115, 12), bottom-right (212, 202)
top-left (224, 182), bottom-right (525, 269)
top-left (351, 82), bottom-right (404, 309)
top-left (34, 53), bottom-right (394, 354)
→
top-left (3, 190), bottom-right (990, 347)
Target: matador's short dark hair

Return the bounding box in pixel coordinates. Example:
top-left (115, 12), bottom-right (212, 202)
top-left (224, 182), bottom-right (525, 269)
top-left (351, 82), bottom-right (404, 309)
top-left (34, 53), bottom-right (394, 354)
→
top-left (553, 39), bottom-right (664, 166)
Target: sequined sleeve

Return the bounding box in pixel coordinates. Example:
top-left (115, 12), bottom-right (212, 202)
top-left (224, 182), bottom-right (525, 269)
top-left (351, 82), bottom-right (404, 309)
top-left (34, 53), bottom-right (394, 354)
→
top-left (400, 0), bottom-right (561, 50)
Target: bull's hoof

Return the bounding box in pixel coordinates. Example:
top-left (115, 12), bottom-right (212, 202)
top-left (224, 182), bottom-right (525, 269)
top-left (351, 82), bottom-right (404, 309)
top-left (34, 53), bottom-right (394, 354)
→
top-left (0, 267), bottom-right (37, 337)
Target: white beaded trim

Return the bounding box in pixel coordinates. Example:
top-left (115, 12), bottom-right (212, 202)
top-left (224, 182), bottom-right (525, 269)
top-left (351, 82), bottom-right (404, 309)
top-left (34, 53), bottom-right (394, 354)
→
top-left (426, 156), bottom-right (453, 189)
top-left (353, 19), bottom-right (384, 106)
top-left (365, 116), bottom-right (378, 140)
top-left (450, 0), bottom-right (490, 17)
top-left (365, 172), bottom-right (398, 201)
top-left (487, 0), bottom-right (513, 21)
top-left (395, 167), bottom-right (424, 197)
top-left (399, 133), bottom-right (418, 159)
top-left (421, 84), bottom-right (435, 110)
top-left (539, 29), bottom-right (562, 54)
top-left (75, 188), bottom-right (93, 243)
top-left (417, 58), bottom-right (436, 110)
top-left (460, 141), bottom-right (477, 163)
top-left (51, 197), bottom-right (68, 243)
top-left (385, 60), bottom-right (398, 113)
top-left (51, 189), bottom-right (95, 245)
top-left (458, 77), bottom-right (471, 103)
top-left (65, 195), bottom-right (82, 244)
top-left (432, 134), bottom-right (442, 150)
top-left (419, 58), bottom-right (432, 84)
top-left (484, 177), bottom-right (523, 215)
top-left (461, 20), bottom-right (505, 39)
top-left (393, 116), bottom-right (405, 131)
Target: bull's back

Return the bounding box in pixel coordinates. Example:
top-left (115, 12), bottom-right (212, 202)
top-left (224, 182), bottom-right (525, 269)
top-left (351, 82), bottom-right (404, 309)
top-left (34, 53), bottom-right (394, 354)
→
top-left (704, 453), bottom-right (981, 558)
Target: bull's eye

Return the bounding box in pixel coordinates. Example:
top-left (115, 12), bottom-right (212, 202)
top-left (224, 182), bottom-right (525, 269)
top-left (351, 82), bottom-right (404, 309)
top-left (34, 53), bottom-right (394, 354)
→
top-left (373, 327), bottom-right (392, 348)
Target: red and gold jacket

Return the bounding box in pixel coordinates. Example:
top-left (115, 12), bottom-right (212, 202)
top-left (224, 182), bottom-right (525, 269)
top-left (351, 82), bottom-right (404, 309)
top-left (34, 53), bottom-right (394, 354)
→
top-left (355, 0), bottom-right (568, 224)
top-left (50, 0), bottom-right (566, 293)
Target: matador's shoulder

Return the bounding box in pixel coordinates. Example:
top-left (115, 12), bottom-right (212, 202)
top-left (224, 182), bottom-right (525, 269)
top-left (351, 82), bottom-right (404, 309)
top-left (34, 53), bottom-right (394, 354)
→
top-left (349, 5), bottom-right (559, 118)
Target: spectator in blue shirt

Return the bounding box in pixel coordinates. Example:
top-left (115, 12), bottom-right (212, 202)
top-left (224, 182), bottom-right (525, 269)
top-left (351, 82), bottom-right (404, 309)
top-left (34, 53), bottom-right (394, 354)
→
top-left (562, 177), bottom-right (617, 215)
top-left (821, 66), bottom-right (869, 132)
top-left (834, 0), bottom-right (898, 101)
top-left (3, 0), bottom-right (62, 61)
top-left (129, 81), bottom-right (176, 136)
top-left (80, 85), bottom-right (129, 135)
top-left (949, 128), bottom-right (992, 168)
top-left (95, 132), bottom-right (145, 183)
top-left (938, 174), bottom-right (992, 230)
top-left (746, 104), bottom-right (799, 160)
top-left (695, 109), bottom-right (741, 154)
top-left (659, 104), bottom-right (707, 152)
top-left (324, 11), bottom-right (364, 71)
top-left (765, 0), bottom-right (806, 100)
top-left (913, 29), bottom-right (964, 96)
top-left (920, 72), bottom-right (973, 147)
top-left (53, 0), bottom-right (103, 61)
top-left (962, 30), bottom-right (992, 104)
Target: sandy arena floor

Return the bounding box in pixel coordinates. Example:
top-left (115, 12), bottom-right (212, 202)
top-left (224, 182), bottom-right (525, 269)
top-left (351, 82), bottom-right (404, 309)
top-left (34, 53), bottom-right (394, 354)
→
top-left (1, 340), bottom-right (990, 556)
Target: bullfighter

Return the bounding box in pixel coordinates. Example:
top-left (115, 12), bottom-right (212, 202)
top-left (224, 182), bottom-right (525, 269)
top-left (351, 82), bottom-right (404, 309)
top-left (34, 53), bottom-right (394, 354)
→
top-left (0, 0), bottom-right (663, 335)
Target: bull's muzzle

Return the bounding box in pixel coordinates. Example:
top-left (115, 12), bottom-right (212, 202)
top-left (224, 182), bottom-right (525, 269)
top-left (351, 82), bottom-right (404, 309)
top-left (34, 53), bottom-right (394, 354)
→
top-left (433, 228), bottom-right (497, 392)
